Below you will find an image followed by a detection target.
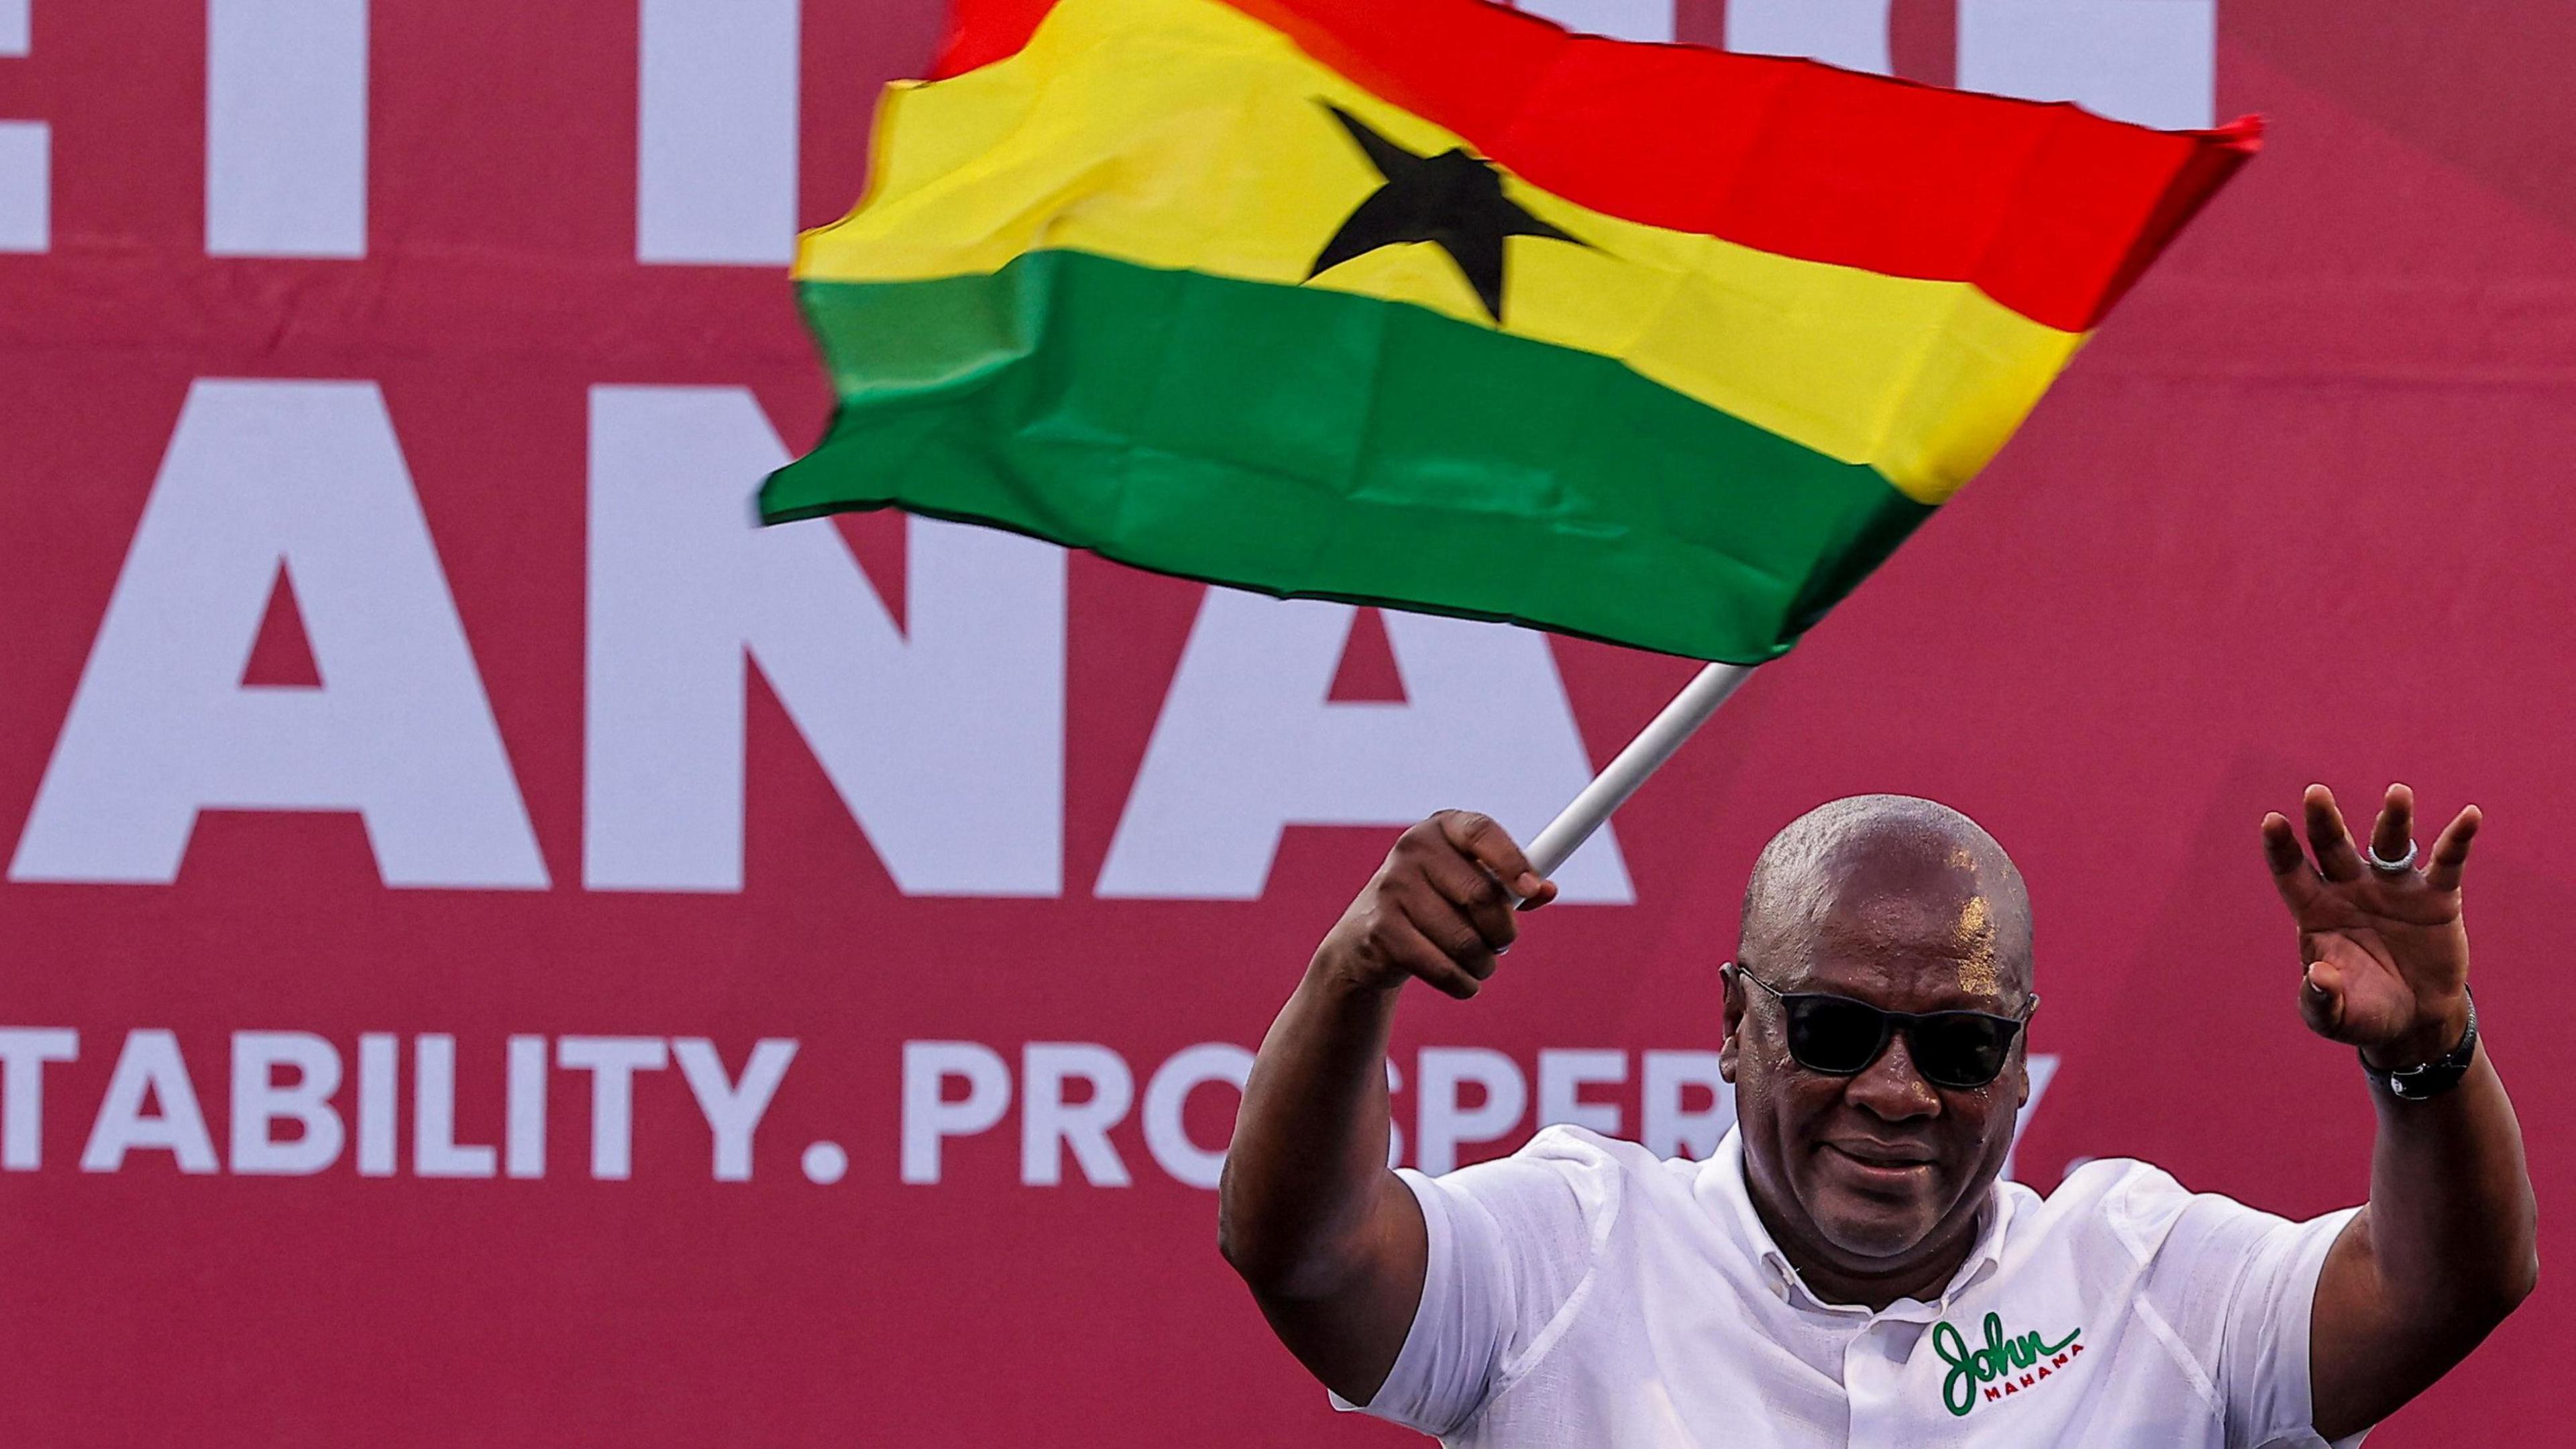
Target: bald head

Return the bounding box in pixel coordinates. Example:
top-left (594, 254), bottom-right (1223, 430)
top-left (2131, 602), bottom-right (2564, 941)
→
top-left (1739, 795), bottom-right (2033, 1003)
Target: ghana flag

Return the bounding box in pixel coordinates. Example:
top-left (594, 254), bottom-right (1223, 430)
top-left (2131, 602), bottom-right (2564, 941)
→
top-left (760, 0), bottom-right (2258, 663)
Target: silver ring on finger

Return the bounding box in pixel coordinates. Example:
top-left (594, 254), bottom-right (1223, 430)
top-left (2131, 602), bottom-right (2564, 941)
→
top-left (2366, 839), bottom-right (2419, 874)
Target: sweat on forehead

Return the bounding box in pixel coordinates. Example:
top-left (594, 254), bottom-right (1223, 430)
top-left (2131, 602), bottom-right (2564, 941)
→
top-left (1737, 795), bottom-right (2033, 985)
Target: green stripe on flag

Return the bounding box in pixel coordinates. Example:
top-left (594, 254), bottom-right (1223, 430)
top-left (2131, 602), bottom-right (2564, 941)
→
top-left (762, 249), bottom-right (1933, 662)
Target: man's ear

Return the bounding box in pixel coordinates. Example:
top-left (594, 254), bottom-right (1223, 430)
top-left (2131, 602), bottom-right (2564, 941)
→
top-left (1719, 961), bottom-right (1745, 1083)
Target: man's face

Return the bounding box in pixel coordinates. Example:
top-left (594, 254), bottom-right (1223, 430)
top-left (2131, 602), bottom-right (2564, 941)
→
top-left (1723, 845), bottom-right (2031, 1277)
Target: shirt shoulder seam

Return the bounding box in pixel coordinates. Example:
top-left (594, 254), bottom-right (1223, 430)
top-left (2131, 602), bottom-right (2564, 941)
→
top-left (1479, 1138), bottom-right (1629, 1405)
top-left (2102, 1167), bottom-right (2230, 1425)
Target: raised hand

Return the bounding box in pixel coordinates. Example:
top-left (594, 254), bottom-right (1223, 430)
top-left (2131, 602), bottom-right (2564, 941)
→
top-left (1313, 810), bottom-right (1558, 1000)
top-left (2260, 784), bottom-right (2479, 1069)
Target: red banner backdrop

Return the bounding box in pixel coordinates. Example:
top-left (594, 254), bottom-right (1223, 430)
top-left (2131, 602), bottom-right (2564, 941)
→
top-left (0, 2), bottom-right (2566, 1444)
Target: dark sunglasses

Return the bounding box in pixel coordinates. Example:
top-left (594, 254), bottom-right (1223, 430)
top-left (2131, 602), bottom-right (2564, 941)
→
top-left (1733, 966), bottom-right (2035, 1091)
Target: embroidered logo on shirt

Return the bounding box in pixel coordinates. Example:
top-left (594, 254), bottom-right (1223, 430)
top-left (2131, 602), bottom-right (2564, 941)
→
top-left (1933, 1311), bottom-right (2084, 1416)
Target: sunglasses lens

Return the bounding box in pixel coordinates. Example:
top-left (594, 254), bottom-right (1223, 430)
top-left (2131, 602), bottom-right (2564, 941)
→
top-left (1784, 997), bottom-right (1888, 1075)
top-left (1909, 1016), bottom-right (2017, 1089)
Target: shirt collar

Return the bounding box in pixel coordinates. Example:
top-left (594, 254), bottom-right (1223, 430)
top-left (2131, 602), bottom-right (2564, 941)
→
top-left (1699, 1127), bottom-right (2012, 1323)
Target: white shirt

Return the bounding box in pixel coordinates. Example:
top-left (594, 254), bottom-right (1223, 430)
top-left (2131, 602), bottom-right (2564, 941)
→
top-left (1341, 1126), bottom-right (2367, 1448)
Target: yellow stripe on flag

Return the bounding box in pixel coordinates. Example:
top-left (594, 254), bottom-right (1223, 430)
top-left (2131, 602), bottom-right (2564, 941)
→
top-left (798, 0), bottom-right (2084, 502)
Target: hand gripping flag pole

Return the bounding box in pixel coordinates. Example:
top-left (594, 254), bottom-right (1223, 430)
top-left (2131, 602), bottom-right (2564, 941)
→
top-left (1524, 661), bottom-right (1758, 879)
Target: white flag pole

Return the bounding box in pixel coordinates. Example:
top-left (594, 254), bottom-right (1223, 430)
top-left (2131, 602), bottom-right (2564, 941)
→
top-left (1524, 661), bottom-right (1759, 879)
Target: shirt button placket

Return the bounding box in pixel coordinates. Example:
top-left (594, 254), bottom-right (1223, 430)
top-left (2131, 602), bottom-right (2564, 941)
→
top-left (1845, 1322), bottom-right (1904, 1447)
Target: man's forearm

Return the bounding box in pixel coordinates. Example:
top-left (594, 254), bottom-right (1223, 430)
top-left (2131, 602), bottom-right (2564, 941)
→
top-left (1218, 962), bottom-right (1411, 1297)
top-left (1218, 812), bottom-right (1537, 1401)
top-left (2314, 1040), bottom-right (2538, 1440)
top-left (2365, 1044), bottom-right (2538, 1322)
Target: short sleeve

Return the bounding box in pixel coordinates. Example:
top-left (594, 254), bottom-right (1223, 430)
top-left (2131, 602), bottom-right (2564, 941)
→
top-left (2121, 1168), bottom-right (2366, 1449)
top-left (1335, 1136), bottom-right (1607, 1437)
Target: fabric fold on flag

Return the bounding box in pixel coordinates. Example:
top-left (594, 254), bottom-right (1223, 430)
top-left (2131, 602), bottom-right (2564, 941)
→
top-left (763, 0), bottom-right (2257, 662)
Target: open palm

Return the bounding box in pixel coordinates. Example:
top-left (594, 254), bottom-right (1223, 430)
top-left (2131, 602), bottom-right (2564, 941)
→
top-left (2261, 783), bottom-right (2479, 1061)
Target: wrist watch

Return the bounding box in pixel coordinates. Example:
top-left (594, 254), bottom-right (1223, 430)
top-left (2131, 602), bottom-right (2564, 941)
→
top-left (2362, 989), bottom-right (2478, 1102)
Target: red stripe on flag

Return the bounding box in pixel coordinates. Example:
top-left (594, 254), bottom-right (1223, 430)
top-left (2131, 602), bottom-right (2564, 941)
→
top-left (926, 0), bottom-right (2258, 331)
top-left (932, 0), bottom-right (1057, 75)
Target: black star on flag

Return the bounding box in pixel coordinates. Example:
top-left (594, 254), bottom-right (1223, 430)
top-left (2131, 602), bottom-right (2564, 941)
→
top-left (1307, 104), bottom-right (1581, 325)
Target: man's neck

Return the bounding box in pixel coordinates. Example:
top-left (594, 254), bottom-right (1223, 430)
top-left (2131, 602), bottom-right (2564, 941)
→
top-left (1743, 1175), bottom-right (1985, 1313)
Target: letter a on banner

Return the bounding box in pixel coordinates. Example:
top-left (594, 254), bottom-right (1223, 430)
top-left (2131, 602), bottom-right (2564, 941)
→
top-left (82, 1030), bottom-right (219, 1173)
top-left (11, 380), bottom-right (546, 888)
top-left (1097, 591), bottom-right (1631, 902)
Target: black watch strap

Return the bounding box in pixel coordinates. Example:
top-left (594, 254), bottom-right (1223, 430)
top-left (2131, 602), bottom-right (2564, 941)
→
top-left (2363, 989), bottom-right (2477, 1102)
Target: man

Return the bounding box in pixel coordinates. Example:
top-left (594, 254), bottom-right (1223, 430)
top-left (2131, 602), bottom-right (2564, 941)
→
top-left (1220, 786), bottom-right (2536, 1446)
